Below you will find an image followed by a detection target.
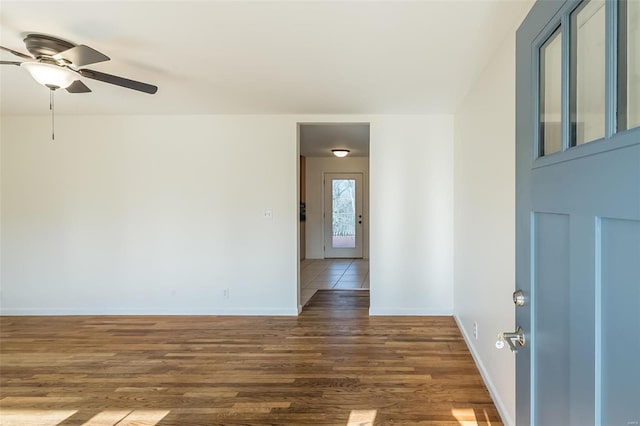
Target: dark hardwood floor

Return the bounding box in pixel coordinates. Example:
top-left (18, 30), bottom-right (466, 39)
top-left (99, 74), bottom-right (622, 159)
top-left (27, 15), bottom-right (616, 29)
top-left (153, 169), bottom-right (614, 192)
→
top-left (0, 290), bottom-right (501, 425)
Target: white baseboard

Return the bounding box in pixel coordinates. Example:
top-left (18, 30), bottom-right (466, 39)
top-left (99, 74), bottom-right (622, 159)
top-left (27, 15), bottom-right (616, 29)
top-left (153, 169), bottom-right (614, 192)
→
top-left (369, 307), bottom-right (452, 316)
top-left (0, 307), bottom-right (300, 316)
top-left (454, 315), bottom-right (514, 426)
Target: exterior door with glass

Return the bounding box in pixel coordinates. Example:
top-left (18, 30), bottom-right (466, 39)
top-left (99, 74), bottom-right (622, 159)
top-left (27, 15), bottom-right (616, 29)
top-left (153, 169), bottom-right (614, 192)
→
top-left (515, 1), bottom-right (639, 425)
top-left (323, 173), bottom-right (363, 258)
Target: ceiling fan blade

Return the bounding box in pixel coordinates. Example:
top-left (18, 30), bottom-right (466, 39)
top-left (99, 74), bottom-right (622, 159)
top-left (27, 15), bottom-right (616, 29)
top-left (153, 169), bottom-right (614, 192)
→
top-left (0, 60), bottom-right (22, 66)
top-left (66, 80), bottom-right (92, 93)
top-left (0, 45), bottom-right (33, 60)
top-left (54, 45), bottom-right (110, 67)
top-left (77, 68), bottom-right (158, 94)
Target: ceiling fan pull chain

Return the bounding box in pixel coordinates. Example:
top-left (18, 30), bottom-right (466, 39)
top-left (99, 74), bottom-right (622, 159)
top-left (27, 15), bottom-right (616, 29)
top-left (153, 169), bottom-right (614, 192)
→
top-left (50, 88), bottom-right (55, 141)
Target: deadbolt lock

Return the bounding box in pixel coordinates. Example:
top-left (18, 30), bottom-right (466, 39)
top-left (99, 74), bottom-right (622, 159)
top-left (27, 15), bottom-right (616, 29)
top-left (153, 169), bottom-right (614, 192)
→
top-left (513, 290), bottom-right (526, 307)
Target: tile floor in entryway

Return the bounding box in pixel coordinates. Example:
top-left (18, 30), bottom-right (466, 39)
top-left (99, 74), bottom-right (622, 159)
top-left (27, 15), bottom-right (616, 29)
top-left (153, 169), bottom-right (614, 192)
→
top-left (299, 258), bottom-right (369, 307)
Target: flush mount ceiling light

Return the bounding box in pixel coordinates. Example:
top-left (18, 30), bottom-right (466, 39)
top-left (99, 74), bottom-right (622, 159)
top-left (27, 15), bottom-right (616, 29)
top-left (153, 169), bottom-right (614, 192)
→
top-left (332, 149), bottom-right (350, 158)
top-left (20, 62), bottom-right (77, 89)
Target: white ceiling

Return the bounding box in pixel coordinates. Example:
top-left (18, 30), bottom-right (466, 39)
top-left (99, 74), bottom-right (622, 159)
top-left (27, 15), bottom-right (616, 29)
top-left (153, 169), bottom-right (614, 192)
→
top-left (0, 1), bottom-right (532, 116)
top-left (300, 123), bottom-right (369, 157)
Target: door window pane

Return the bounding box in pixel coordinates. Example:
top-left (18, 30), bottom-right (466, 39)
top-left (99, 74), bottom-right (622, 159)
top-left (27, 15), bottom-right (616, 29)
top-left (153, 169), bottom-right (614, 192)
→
top-left (332, 179), bottom-right (356, 249)
top-left (618, 0), bottom-right (640, 131)
top-left (540, 29), bottom-right (563, 156)
top-left (572, 0), bottom-right (606, 145)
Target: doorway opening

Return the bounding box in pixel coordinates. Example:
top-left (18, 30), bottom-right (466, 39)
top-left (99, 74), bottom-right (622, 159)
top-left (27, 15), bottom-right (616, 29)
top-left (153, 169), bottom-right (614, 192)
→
top-left (297, 123), bottom-right (370, 311)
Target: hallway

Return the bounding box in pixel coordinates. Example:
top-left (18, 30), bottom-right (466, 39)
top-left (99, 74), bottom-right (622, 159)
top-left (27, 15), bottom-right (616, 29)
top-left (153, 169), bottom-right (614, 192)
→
top-left (300, 259), bottom-right (369, 307)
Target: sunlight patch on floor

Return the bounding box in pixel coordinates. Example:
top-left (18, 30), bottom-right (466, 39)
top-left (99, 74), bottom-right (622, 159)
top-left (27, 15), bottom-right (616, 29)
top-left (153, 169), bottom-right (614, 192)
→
top-left (0, 409), bottom-right (77, 425)
top-left (81, 409), bottom-right (132, 425)
top-left (112, 409), bottom-right (170, 425)
top-left (0, 408), bottom-right (170, 426)
top-left (451, 407), bottom-right (493, 426)
top-left (347, 409), bottom-right (377, 426)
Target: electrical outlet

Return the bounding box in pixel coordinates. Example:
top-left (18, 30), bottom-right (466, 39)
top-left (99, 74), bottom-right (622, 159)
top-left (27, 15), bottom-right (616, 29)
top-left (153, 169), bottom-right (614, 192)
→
top-left (223, 288), bottom-right (230, 299)
top-left (473, 322), bottom-right (478, 340)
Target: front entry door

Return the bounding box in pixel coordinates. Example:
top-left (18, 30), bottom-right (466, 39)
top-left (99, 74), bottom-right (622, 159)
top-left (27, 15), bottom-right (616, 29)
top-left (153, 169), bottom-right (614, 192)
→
top-left (516, 1), bottom-right (639, 425)
top-left (323, 173), bottom-right (363, 258)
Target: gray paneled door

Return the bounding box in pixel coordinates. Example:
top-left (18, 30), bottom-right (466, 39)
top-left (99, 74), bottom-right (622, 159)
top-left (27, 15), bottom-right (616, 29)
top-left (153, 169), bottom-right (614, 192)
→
top-left (516, 1), bottom-right (639, 425)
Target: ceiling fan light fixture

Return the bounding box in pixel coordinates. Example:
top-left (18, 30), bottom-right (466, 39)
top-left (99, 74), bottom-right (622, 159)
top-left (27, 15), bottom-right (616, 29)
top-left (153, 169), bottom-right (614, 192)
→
top-left (21, 62), bottom-right (76, 89)
top-left (332, 149), bottom-right (350, 158)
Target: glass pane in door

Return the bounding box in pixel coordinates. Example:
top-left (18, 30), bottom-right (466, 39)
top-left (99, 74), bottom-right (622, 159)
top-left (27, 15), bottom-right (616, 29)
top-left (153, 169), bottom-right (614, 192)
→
top-left (332, 179), bottom-right (356, 249)
top-left (618, 0), bottom-right (640, 130)
top-left (540, 29), bottom-right (563, 156)
top-left (572, 0), bottom-right (606, 145)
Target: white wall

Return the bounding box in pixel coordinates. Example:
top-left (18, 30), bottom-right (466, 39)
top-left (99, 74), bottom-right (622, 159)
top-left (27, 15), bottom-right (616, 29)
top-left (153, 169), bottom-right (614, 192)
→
top-left (453, 24), bottom-right (525, 426)
top-left (1, 114), bottom-right (454, 316)
top-left (369, 115), bottom-right (454, 315)
top-left (305, 156), bottom-right (369, 259)
top-left (1, 115), bottom-right (298, 315)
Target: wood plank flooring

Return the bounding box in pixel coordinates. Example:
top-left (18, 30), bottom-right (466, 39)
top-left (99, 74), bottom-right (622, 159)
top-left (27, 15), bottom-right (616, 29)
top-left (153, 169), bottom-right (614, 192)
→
top-left (0, 290), bottom-right (501, 425)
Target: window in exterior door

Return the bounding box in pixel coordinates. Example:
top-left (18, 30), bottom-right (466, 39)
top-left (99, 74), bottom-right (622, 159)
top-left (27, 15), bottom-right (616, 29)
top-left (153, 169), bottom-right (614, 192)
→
top-left (618, 0), bottom-right (640, 131)
top-left (571, 0), bottom-right (606, 146)
top-left (539, 28), bottom-right (563, 156)
top-left (332, 179), bottom-right (356, 249)
top-left (537, 0), bottom-right (640, 160)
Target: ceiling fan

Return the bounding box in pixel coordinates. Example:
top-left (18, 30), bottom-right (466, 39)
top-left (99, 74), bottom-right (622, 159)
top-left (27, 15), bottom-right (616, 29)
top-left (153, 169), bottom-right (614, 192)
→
top-left (0, 33), bottom-right (158, 94)
top-left (1, 33), bottom-right (158, 139)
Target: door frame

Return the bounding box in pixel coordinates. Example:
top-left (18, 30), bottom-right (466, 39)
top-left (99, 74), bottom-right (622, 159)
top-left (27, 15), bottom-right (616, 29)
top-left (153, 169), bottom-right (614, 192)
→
top-left (295, 122), bottom-right (371, 313)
